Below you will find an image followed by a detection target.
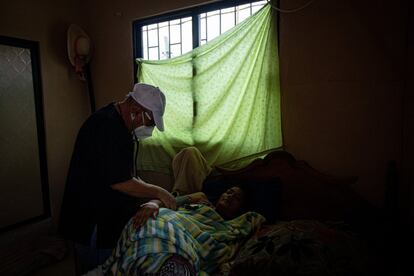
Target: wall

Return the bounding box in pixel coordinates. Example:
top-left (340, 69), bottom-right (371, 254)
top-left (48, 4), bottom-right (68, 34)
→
top-left (0, 0), bottom-right (91, 237)
top-left (403, 1), bottom-right (414, 231)
top-left (280, 0), bottom-right (407, 208)
top-left (84, 0), bottom-right (214, 107)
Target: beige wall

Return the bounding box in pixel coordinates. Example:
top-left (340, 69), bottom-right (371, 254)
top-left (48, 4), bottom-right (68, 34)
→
top-left (84, 0), bottom-right (213, 107)
top-left (403, 1), bottom-right (413, 230)
top-left (280, 0), bottom-right (406, 208)
top-left (0, 0), bottom-right (91, 232)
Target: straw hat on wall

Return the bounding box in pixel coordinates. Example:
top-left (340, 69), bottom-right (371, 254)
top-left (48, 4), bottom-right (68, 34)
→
top-left (67, 24), bottom-right (92, 80)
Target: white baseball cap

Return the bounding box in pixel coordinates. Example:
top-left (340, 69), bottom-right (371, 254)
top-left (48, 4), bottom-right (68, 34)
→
top-left (128, 83), bottom-right (166, 131)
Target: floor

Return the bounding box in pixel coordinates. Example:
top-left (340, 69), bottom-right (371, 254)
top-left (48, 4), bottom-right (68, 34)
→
top-left (32, 247), bottom-right (77, 276)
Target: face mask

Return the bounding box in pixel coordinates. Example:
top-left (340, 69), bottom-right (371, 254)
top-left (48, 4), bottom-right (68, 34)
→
top-left (130, 112), bottom-right (154, 140)
top-left (133, 125), bottom-right (154, 140)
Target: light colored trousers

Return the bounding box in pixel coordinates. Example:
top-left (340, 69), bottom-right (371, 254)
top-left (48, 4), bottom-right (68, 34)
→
top-left (172, 147), bottom-right (212, 195)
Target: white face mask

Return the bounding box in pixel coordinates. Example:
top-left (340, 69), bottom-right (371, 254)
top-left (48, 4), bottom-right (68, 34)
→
top-left (131, 112), bottom-right (155, 140)
top-left (133, 125), bottom-right (154, 140)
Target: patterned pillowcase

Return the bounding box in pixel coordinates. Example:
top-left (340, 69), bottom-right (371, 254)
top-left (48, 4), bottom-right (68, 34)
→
top-left (229, 220), bottom-right (380, 276)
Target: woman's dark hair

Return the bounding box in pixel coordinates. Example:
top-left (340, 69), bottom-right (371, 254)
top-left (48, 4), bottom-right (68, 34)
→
top-left (203, 177), bottom-right (282, 223)
top-left (202, 179), bottom-right (252, 210)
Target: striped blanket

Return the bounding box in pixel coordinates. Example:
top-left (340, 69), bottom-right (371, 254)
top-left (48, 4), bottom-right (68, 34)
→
top-left (102, 204), bottom-right (265, 275)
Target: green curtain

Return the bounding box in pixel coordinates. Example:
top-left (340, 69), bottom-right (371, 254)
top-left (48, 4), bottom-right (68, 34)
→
top-left (137, 4), bottom-right (282, 173)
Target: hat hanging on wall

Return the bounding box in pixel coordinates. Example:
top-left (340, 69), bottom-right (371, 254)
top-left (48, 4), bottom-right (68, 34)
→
top-left (67, 24), bottom-right (92, 81)
top-left (67, 24), bottom-right (96, 112)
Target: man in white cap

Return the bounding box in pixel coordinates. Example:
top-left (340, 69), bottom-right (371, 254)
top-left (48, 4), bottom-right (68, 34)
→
top-left (59, 83), bottom-right (175, 273)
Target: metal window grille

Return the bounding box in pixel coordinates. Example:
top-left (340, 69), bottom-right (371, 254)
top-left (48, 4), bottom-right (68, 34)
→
top-left (133, 1), bottom-right (270, 81)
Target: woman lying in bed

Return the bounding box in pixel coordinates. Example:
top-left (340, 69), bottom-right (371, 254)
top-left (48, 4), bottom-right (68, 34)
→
top-left (101, 186), bottom-right (265, 276)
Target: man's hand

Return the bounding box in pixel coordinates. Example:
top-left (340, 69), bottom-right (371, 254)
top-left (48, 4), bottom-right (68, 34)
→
top-left (133, 202), bottom-right (159, 228)
top-left (157, 189), bottom-right (177, 210)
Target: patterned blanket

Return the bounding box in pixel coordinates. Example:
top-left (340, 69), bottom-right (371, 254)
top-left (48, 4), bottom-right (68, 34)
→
top-left (102, 204), bottom-right (265, 275)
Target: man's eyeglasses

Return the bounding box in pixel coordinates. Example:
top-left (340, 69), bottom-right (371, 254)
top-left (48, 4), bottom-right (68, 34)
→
top-left (141, 111), bottom-right (155, 127)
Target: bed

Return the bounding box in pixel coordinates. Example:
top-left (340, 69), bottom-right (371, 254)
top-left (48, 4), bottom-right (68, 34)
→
top-left (211, 150), bottom-right (388, 275)
top-left (99, 150), bottom-right (389, 276)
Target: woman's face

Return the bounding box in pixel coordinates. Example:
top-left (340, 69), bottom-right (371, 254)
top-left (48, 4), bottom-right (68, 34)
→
top-left (215, 187), bottom-right (245, 219)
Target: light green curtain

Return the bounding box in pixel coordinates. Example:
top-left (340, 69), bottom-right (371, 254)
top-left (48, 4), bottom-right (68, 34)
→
top-left (137, 4), bottom-right (282, 173)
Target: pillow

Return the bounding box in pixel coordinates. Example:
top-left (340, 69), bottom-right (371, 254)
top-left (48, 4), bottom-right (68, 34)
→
top-left (202, 177), bottom-right (282, 224)
top-left (229, 220), bottom-right (381, 276)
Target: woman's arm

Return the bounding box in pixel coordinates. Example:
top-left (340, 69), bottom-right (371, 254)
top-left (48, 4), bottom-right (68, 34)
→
top-left (133, 200), bottom-right (162, 227)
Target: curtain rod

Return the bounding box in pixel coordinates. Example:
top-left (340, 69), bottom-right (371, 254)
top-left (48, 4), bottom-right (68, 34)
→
top-left (267, 0), bottom-right (315, 13)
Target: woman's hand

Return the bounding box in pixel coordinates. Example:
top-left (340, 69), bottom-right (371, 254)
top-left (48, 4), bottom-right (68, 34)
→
top-left (157, 188), bottom-right (177, 210)
top-left (133, 202), bottom-right (159, 228)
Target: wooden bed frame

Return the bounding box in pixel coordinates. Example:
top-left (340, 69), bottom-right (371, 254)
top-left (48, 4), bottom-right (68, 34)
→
top-left (211, 150), bottom-right (380, 223)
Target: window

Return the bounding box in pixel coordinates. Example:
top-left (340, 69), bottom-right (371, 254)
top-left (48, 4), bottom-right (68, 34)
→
top-left (134, 2), bottom-right (282, 171)
top-left (141, 17), bottom-right (193, 60)
top-left (199, 1), bottom-right (266, 45)
top-left (133, 0), bottom-right (267, 79)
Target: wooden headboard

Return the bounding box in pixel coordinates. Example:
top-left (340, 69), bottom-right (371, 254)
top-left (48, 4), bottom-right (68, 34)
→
top-left (212, 150), bottom-right (374, 222)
